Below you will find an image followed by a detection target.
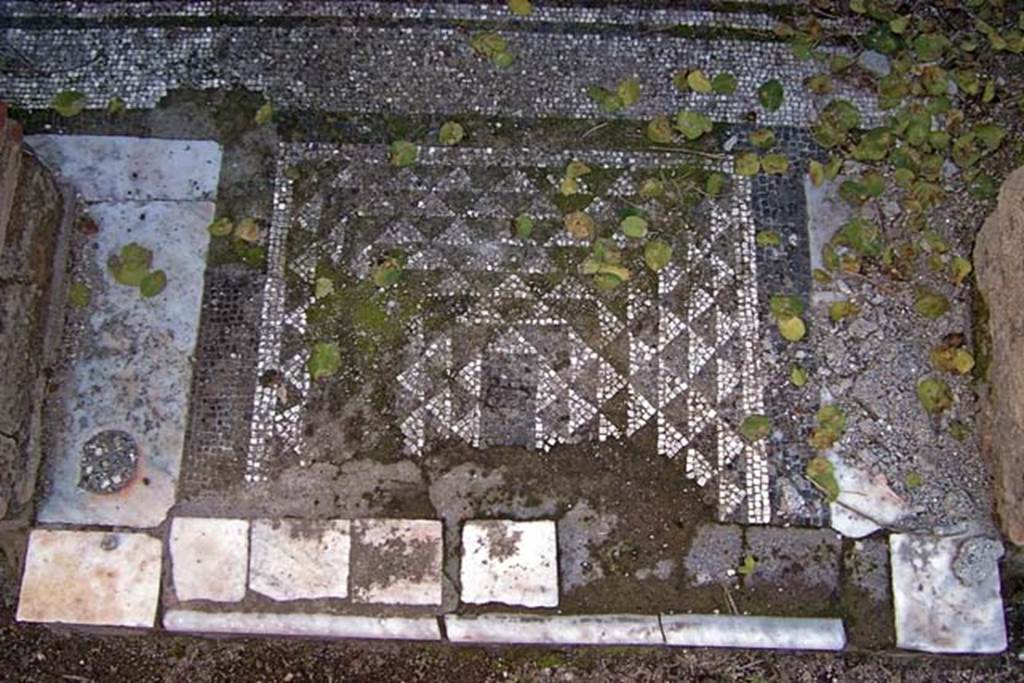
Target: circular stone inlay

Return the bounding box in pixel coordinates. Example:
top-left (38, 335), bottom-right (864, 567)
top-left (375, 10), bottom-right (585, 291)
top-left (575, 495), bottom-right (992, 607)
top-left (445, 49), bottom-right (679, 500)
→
top-left (79, 430), bottom-right (139, 494)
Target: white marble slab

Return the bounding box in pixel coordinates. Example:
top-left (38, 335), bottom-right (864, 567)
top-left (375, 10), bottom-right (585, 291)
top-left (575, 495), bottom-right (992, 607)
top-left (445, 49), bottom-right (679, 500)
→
top-left (171, 517), bottom-right (250, 603)
top-left (17, 529), bottom-right (162, 628)
top-left (828, 452), bottom-right (912, 538)
top-left (445, 613), bottom-right (663, 645)
top-left (661, 614), bottom-right (846, 651)
top-left (26, 135), bottom-right (222, 201)
top-left (249, 519), bottom-right (351, 601)
top-left (164, 609), bottom-right (441, 641)
top-left (350, 519), bottom-right (443, 606)
top-left (461, 519), bottom-right (559, 608)
top-left (891, 533), bottom-right (1007, 653)
top-left (37, 198), bottom-right (215, 528)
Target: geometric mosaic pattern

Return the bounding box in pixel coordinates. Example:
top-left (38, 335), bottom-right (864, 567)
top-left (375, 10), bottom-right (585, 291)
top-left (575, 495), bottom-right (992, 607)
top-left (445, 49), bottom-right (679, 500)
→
top-left (249, 144), bottom-right (769, 523)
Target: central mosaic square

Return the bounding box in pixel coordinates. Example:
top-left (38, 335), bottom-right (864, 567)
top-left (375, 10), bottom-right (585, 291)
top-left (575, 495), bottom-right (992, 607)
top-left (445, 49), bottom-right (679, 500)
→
top-left (248, 143), bottom-right (769, 524)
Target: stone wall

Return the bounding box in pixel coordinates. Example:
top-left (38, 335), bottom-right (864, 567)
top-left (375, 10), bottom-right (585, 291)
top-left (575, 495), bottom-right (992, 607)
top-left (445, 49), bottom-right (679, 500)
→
top-left (975, 166), bottom-right (1024, 546)
top-left (0, 104), bottom-right (69, 524)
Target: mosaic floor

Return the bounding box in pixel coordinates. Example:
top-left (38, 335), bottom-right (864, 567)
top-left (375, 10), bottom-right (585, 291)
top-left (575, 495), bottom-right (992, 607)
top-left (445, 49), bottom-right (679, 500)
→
top-left (0, 0), bottom-right (1009, 655)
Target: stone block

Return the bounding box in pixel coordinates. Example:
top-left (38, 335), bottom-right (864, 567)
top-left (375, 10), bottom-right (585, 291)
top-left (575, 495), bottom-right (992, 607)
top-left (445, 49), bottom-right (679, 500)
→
top-left (249, 518), bottom-right (351, 601)
top-left (461, 519), bottom-right (558, 608)
top-left (170, 517), bottom-right (249, 603)
top-left (445, 613), bottom-right (663, 644)
top-left (164, 609), bottom-right (440, 641)
top-left (662, 614), bottom-right (846, 650)
top-left (349, 518), bottom-right (443, 606)
top-left (683, 523), bottom-right (742, 586)
top-left (890, 533), bottom-right (1006, 653)
top-left (17, 529), bottom-right (162, 628)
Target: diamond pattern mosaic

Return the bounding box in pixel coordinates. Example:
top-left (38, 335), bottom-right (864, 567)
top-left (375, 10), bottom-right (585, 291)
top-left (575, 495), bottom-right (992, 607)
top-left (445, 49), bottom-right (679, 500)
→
top-left (248, 144), bottom-right (769, 524)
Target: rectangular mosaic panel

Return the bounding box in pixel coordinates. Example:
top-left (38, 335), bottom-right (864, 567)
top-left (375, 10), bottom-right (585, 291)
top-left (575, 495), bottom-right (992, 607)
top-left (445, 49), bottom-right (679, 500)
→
top-left (248, 143), bottom-right (770, 524)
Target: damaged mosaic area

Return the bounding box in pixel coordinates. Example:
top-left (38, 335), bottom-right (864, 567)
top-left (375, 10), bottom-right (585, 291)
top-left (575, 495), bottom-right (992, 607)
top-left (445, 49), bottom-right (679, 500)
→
top-left (247, 144), bottom-right (770, 524)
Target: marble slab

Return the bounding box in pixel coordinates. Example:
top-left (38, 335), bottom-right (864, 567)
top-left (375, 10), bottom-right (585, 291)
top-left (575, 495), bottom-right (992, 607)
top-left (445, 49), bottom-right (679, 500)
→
top-left (461, 519), bottom-right (559, 608)
top-left (164, 609), bottom-right (441, 641)
top-left (17, 529), bottom-right (162, 628)
top-left (661, 614), bottom-right (846, 650)
top-left (349, 519), bottom-right (443, 606)
top-left (890, 533), bottom-right (1007, 654)
top-left (170, 517), bottom-right (250, 603)
top-left (445, 613), bottom-right (663, 645)
top-left (249, 519), bottom-right (351, 601)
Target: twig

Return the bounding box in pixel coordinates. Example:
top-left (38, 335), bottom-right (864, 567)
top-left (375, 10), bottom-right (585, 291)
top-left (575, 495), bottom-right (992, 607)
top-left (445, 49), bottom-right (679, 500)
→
top-left (581, 121), bottom-right (609, 140)
top-left (721, 583), bottom-right (739, 616)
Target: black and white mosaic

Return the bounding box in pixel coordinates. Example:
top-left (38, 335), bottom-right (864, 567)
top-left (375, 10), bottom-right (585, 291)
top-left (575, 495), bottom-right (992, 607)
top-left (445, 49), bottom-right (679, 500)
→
top-left (247, 143), bottom-right (771, 524)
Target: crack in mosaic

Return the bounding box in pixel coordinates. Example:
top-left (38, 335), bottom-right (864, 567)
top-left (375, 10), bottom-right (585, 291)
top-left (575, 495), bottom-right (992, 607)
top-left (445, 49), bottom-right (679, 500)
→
top-left (248, 143), bottom-right (769, 524)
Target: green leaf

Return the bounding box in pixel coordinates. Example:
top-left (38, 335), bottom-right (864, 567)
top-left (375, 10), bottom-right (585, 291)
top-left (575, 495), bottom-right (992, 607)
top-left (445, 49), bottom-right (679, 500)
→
top-left (69, 281), bottom-right (92, 308)
top-left (564, 211), bottom-right (595, 240)
top-left (905, 471), bottom-right (923, 489)
top-left (809, 405), bottom-right (846, 451)
top-left (620, 215), bottom-right (648, 239)
top-left (106, 97), bottom-right (126, 116)
top-left (863, 24), bottom-right (900, 54)
top-left (737, 554), bottom-right (758, 576)
top-left (674, 110), bottom-right (713, 140)
top-left (982, 80), bottom-right (997, 103)
top-left (492, 50), bottom-right (514, 68)
top-left (931, 346), bottom-right (975, 375)
top-left (770, 294), bottom-right (805, 320)
top-left (828, 300), bottom-right (860, 322)
top-left (52, 90), bottom-right (87, 117)
top-left (777, 315), bottom-right (806, 342)
top-left (757, 79), bottom-right (784, 111)
top-left (749, 128), bottom-right (776, 149)
top-left (950, 256), bottom-right (972, 285)
top-left (107, 242), bottom-right (153, 287)
top-left (914, 288), bottom-right (949, 319)
top-left (439, 121), bottom-right (464, 145)
top-left (711, 72), bottom-right (738, 94)
top-left (644, 240), bottom-right (673, 272)
top-left (686, 69), bottom-right (713, 93)
top-left (389, 140), bottom-right (418, 167)
top-left (974, 123), bottom-right (1007, 152)
top-left (889, 16), bottom-right (910, 34)
top-left (254, 102), bottom-right (274, 125)
top-left (672, 69), bottom-right (691, 93)
top-left (705, 171), bottom-right (727, 197)
top-left (139, 270), bottom-right (167, 298)
top-left (514, 214), bottom-right (534, 239)
top-left (916, 377), bottom-right (953, 414)
top-left (852, 127), bottom-right (893, 161)
top-left (507, 0), bottom-right (533, 16)
top-left (308, 341), bottom-right (342, 380)
top-left (806, 456), bottom-right (840, 501)
top-left (756, 230), bottom-right (781, 247)
top-left (372, 258), bottom-right (402, 288)
top-left (617, 78), bottom-right (641, 108)
top-left (805, 73), bottom-right (833, 94)
top-left (953, 70), bottom-right (981, 96)
top-left (735, 152), bottom-right (760, 176)
top-left (588, 85), bottom-right (623, 113)
top-left (790, 364), bottom-right (809, 387)
top-left (913, 32), bottom-right (951, 62)
top-left (314, 276), bottom-right (334, 299)
top-left (812, 99), bottom-right (861, 149)
top-left (208, 217), bottom-right (233, 237)
top-left (471, 31), bottom-right (508, 60)
top-left (808, 160), bottom-right (825, 187)
top-left (639, 178), bottom-right (664, 199)
top-left (761, 153), bottom-right (789, 175)
top-left (834, 217), bottom-right (883, 258)
top-left (646, 115), bottom-right (674, 144)
top-left (740, 414), bottom-right (773, 442)
top-left (233, 217), bottom-right (262, 243)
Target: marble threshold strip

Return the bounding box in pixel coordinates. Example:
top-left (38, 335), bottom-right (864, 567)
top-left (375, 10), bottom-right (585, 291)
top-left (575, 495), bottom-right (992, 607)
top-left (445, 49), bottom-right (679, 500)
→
top-left (164, 609), bottom-right (847, 650)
